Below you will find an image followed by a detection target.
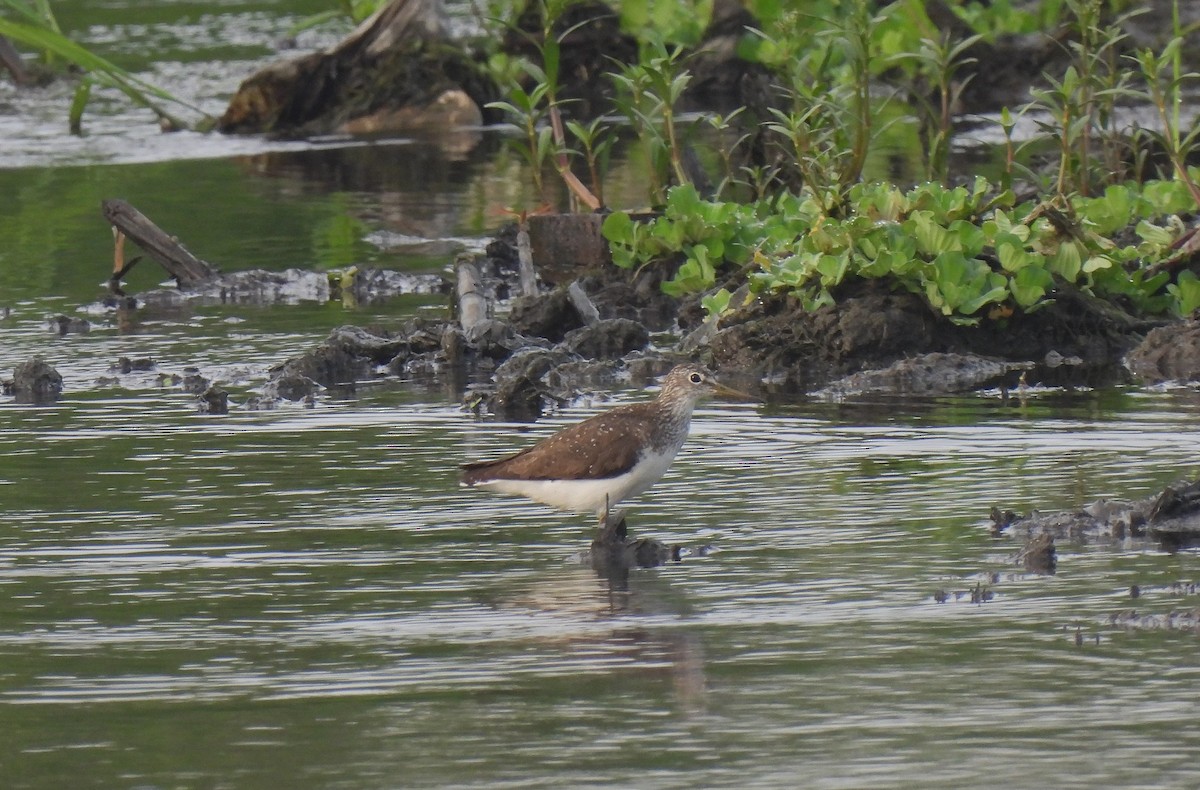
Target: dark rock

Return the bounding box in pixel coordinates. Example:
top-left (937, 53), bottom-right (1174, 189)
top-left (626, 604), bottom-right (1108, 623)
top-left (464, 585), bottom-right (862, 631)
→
top-left (244, 373), bottom-right (320, 410)
top-left (47, 314), bottom-right (90, 335)
top-left (1126, 319), bottom-right (1200, 383)
top-left (485, 223), bottom-right (521, 273)
top-left (181, 368), bottom-right (209, 395)
top-left (111, 356), bottom-right (156, 374)
top-left (441, 325), bottom-right (467, 367)
top-left (542, 360), bottom-right (621, 401)
top-left (484, 348), bottom-right (575, 421)
top-left (199, 385), bottom-right (229, 414)
top-left (462, 319), bottom-right (545, 361)
top-left (812, 291), bottom-right (937, 362)
top-left (1147, 479), bottom-right (1200, 550)
top-left (587, 511), bottom-right (676, 579)
top-left (710, 281), bottom-right (1147, 392)
top-left (708, 293), bottom-right (822, 390)
top-left (274, 325), bottom-right (405, 389)
top-left (401, 322), bottom-right (445, 356)
top-left (273, 374), bottom-right (322, 402)
top-left (623, 355), bottom-right (687, 383)
top-left (713, 289), bottom-right (933, 386)
top-left (10, 357), bottom-right (63, 404)
top-left (582, 260), bottom-right (681, 330)
top-left (993, 476), bottom-right (1200, 549)
top-left (561, 318), bottom-right (649, 360)
top-left (1016, 532), bottom-right (1057, 575)
top-left (817, 352), bottom-right (1032, 397)
top-left (509, 288), bottom-right (584, 343)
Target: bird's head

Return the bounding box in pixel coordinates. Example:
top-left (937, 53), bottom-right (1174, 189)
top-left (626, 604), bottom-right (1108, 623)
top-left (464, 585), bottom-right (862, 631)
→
top-left (660, 364), bottom-right (751, 405)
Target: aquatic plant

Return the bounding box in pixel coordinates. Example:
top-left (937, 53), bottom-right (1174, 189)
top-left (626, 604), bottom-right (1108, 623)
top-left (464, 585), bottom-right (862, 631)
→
top-left (1128, 1), bottom-right (1200, 208)
top-left (486, 0), bottom-right (612, 207)
top-left (486, 62), bottom-right (556, 199)
top-left (887, 31), bottom-right (982, 183)
top-left (564, 115), bottom-right (617, 207)
top-left (604, 176), bottom-right (1200, 322)
top-left (0, 0), bottom-right (209, 132)
top-left (609, 40), bottom-right (694, 204)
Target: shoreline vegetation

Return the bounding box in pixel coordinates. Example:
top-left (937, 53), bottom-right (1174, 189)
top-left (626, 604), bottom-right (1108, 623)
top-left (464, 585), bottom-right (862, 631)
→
top-left (5, 0), bottom-right (1200, 401)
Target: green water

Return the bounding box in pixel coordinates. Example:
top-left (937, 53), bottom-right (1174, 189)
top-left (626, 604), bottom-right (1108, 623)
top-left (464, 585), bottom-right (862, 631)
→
top-left (4, 3), bottom-right (1200, 789)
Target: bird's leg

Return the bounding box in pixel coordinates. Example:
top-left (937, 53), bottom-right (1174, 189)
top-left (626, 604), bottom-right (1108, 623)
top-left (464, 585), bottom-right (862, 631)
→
top-left (594, 495), bottom-right (628, 543)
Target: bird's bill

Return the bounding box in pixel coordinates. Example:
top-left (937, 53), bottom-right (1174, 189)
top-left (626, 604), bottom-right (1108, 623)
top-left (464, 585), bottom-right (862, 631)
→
top-left (710, 380), bottom-right (755, 401)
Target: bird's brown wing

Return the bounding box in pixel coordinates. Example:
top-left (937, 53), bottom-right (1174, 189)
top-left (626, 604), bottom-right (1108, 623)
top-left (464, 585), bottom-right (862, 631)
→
top-left (461, 404), bottom-right (655, 483)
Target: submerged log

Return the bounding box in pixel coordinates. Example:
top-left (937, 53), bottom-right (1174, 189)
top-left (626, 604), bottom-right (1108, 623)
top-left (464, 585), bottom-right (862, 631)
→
top-left (102, 199), bottom-right (218, 289)
top-left (218, 0), bottom-right (486, 138)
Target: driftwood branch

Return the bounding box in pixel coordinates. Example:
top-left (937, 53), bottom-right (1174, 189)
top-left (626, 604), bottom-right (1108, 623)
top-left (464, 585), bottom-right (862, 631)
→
top-left (0, 35), bottom-right (32, 86)
top-left (102, 199), bottom-right (218, 289)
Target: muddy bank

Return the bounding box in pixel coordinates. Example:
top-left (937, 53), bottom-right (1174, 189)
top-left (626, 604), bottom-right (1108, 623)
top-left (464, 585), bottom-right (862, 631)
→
top-left (707, 278), bottom-right (1190, 394)
top-left (231, 216), bottom-right (1200, 415)
top-left (19, 195), bottom-right (1193, 419)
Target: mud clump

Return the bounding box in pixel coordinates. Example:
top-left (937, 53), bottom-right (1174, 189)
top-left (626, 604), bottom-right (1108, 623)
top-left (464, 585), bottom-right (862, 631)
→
top-left (1125, 318), bottom-right (1200, 383)
top-left (561, 318), bottom-right (649, 360)
top-left (817, 353), bottom-right (1032, 398)
top-left (509, 289), bottom-right (584, 343)
top-left (6, 357), bottom-right (63, 404)
top-left (710, 281), bottom-right (1152, 391)
top-left (992, 477), bottom-right (1200, 551)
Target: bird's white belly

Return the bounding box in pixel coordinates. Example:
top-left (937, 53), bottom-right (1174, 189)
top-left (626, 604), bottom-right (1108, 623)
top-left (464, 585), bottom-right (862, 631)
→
top-left (475, 447), bottom-right (680, 514)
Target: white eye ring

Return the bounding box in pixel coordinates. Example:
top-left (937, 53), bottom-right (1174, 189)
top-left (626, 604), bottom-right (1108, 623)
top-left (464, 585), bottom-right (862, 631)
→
top-left (689, 372), bottom-right (703, 384)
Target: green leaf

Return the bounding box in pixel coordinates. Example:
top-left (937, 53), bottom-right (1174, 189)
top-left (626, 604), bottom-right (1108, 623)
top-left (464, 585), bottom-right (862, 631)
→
top-left (701, 287), bottom-right (732, 316)
top-left (928, 252), bottom-right (1007, 315)
top-left (908, 211), bottom-right (955, 255)
top-left (995, 235), bottom-right (1035, 272)
top-left (816, 253), bottom-right (848, 286)
top-left (68, 76), bottom-right (92, 135)
top-left (1168, 270), bottom-right (1200, 316)
top-left (1136, 220), bottom-right (1175, 248)
top-left (665, 183), bottom-right (703, 219)
top-left (1046, 242), bottom-right (1082, 281)
top-left (602, 211), bottom-right (635, 245)
top-left (1009, 265), bottom-right (1054, 307)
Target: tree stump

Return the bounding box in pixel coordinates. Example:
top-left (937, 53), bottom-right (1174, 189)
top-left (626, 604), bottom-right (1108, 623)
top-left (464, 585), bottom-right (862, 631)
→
top-left (217, 0), bottom-right (487, 138)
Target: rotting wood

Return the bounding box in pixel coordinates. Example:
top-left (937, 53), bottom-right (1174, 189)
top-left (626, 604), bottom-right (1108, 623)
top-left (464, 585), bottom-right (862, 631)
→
top-left (526, 213), bottom-right (611, 274)
top-left (102, 199), bottom-right (218, 290)
top-left (567, 281), bottom-right (600, 326)
top-left (516, 219), bottom-right (538, 298)
top-left (455, 255), bottom-right (488, 334)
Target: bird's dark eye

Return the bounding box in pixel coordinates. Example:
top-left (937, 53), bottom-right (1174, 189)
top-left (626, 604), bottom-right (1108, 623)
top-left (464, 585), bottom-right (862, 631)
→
top-left (689, 372), bottom-right (703, 384)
